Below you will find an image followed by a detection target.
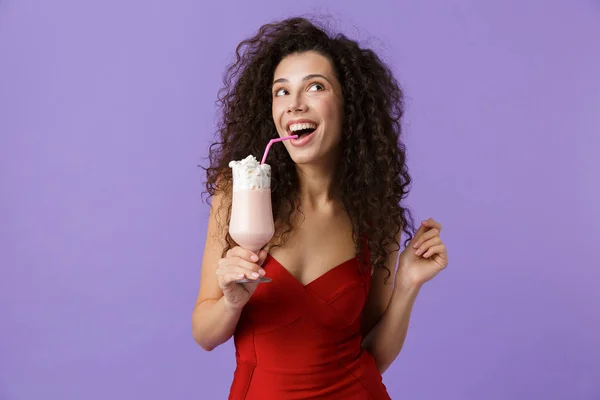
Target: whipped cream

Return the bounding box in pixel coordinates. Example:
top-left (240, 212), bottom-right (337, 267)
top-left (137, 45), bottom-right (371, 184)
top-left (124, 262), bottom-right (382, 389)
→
top-left (229, 155), bottom-right (271, 190)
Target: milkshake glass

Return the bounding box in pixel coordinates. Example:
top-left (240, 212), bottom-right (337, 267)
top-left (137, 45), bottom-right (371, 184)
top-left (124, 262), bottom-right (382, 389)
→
top-left (228, 155), bottom-right (274, 283)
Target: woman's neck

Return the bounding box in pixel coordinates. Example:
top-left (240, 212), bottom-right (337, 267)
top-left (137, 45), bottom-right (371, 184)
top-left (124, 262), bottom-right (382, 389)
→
top-left (295, 157), bottom-right (341, 211)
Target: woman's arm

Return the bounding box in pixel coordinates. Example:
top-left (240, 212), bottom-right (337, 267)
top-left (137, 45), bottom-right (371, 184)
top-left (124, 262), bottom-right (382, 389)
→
top-left (192, 190), bottom-right (243, 351)
top-left (361, 218), bottom-right (448, 374)
top-left (361, 266), bottom-right (421, 374)
top-left (360, 234), bottom-right (421, 374)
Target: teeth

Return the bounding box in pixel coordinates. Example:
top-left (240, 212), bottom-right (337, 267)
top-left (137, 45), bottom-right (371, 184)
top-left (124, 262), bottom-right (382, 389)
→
top-left (289, 123), bottom-right (317, 132)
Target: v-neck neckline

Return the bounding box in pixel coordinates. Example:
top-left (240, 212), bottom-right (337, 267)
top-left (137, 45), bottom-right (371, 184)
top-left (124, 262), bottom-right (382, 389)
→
top-left (266, 253), bottom-right (358, 288)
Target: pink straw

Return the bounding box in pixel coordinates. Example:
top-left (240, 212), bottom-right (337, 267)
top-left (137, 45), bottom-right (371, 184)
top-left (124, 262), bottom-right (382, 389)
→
top-left (261, 135), bottom-right (298, 164)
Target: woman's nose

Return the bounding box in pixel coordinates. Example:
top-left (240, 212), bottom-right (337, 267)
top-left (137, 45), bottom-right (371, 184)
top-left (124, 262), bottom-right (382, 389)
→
top-left (287, 95), bottom-right (308, 113)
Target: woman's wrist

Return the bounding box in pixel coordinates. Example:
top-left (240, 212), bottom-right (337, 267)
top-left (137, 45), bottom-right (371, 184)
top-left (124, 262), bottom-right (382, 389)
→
top-left (394, 270), bottom-right (423, 296)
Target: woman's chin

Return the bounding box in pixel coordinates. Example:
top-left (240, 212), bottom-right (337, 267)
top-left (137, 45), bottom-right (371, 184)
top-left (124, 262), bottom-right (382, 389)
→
top-left (289, 150), bottom-right (336, 167)
top-left (284, 139), bottom-right (338, 167)
top-left (289, 154), bottom-right (314, 165)
top-left (287, 150), bottom-right (317, 165)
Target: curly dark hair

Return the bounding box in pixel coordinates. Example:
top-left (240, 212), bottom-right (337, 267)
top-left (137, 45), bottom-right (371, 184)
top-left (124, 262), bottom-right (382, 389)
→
top-left (203, 16), bottom-right (416, 280)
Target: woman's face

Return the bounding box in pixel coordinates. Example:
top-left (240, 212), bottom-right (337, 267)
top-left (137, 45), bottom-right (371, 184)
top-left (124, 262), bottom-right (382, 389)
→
top-left (271, 51), bottom-right (344, 166)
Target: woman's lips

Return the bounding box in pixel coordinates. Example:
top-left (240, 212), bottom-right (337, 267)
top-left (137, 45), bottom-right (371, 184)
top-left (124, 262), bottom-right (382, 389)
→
top-left (289, 127), bottom-right (317, 147)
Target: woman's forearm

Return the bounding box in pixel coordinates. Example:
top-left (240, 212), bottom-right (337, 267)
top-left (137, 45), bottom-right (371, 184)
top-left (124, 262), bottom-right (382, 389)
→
top-left (192, 297), bottom-right (242, 351)
top-left (362, 283), bottom-right (421, 374)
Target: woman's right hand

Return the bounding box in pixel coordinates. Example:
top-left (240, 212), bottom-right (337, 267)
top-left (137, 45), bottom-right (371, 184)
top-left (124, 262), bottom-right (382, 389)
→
top-left (216, 246), bottom-right (268, 310)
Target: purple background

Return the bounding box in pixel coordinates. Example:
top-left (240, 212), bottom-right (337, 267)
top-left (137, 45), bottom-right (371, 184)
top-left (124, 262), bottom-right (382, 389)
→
top-left (1, 0), bottom-right (599, 399)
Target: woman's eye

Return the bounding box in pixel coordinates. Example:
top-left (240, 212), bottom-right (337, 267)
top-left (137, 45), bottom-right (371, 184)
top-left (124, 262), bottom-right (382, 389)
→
top-left (308, 83), bottom-right (324, 91)
top-left (274, 88), bottom-right (287, 97)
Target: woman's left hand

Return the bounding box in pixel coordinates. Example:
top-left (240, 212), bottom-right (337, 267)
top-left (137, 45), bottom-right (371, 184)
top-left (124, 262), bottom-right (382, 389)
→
top-left (397, 218), bottom-right (448, 289)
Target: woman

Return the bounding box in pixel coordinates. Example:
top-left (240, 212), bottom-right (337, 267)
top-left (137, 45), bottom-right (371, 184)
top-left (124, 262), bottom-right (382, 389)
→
top-left (192, 17), bottom-right (448, 400)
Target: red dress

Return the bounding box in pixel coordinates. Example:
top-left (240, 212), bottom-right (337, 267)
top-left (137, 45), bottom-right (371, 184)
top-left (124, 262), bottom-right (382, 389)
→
top-left (228, 251), bottom-right (391, 400)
